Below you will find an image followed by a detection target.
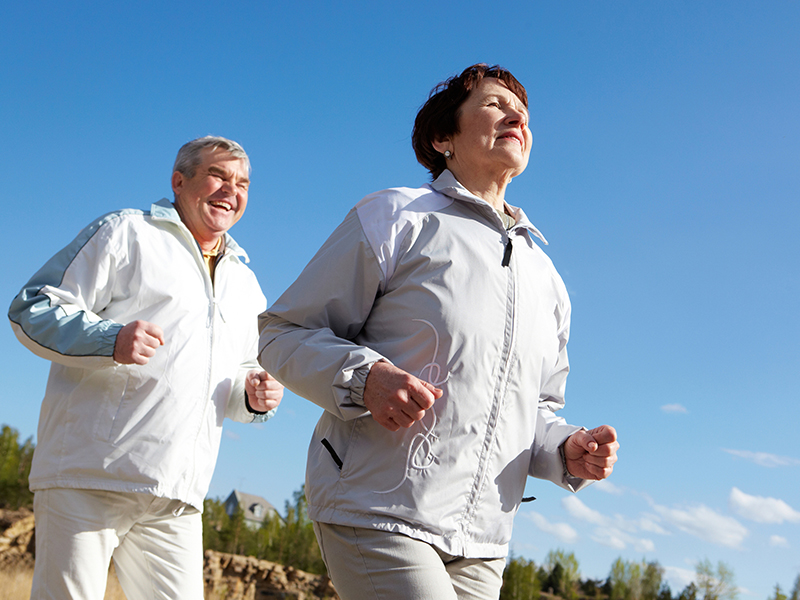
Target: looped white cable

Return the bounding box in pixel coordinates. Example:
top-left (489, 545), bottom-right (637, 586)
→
top-left (374, 319), bottom-right (449, 495)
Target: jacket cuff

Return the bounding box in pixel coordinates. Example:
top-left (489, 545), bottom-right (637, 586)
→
top-left (348, 362), bottom-right (377, 407)
top-left (245, 392), bottom-right (268, 415)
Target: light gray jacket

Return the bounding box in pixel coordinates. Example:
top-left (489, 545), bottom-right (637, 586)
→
top-left (259, 171), bottom-right (589, 558)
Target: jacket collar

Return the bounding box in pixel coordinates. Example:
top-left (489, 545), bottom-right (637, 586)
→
top-left (149, 198), bottom-right (250, 262)
top-left (429, 170), bottom-right (548, 245)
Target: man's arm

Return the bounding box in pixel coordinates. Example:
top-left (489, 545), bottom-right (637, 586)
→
top-left (244, 370), bottom-right (283, 413)
top-left (8, 214), bottom-right (132, 368)
top-left (113, 320), bottom-right (165, 364)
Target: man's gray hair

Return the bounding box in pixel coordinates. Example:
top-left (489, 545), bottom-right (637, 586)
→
top-left (173, 136), bottom-right (251, 178)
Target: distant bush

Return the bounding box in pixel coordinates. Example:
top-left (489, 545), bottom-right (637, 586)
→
top-left (203, 486), bottom-right (325, 575)
top-left (0, 424), bottom-right (35, 510)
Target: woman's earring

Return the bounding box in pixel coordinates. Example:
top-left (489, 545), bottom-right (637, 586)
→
top-left (444, 150), bottom-right (452, 158)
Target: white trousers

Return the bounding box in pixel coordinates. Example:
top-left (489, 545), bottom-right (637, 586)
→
top-left (313, 522), bottom-right (506, 600)
top-left (31, 488), bottom-right (204, 600)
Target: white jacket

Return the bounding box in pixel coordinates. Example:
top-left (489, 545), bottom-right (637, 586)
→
top-left (9, 199), bottom-right (274, 510)
top-left (259, 171), bottom-right (589, 559)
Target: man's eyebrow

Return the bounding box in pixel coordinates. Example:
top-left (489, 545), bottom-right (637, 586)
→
top-left (207, 165), bottom-right (229, 176)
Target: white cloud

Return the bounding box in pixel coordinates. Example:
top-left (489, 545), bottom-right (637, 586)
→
top-left (590, 528), bottom-right (627, 550)
top-left (653, 503), bottom-right (748, 548)
top-left (563, 496), bottom-right (606, 525)
top-left (638, 515), bottom-right (670, 535)
top-left (663, 566), bottom-right (696, 593)
top-left (729, 487), bottom-right (800, 524)
top-left (661, 404), bottom-right (688, 414)
top-left (594, 479), bottom-right (624, 495)
top-left (769, 535), bottom-right (790, 548)
top-left (633, 538), bottom-right (656, 552)
top-left (561, 496), bottom-right (657, 552)
top-left (722, 448), bottom-right (800, 468)
top-left (224, 430), bottom-right (241, 441)
top-left (524, 511), bottom-right (579, 544)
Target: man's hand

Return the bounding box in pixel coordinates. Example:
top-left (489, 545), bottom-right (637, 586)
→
top-left (245, 370), bottom-right (284, 412)
top-left (362, 361), bottom-right (443, 432)
top-left (113, 320), bottom-right (165, 365)
top-left (563, 425), bottom-right (619, 480)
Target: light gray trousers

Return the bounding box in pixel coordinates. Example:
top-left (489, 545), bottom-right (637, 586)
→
top-left (314, 522), bottom-right (506, 600)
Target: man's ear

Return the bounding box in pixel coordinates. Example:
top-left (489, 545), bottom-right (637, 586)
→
top-left (171, 171), bottom-right (184, 198)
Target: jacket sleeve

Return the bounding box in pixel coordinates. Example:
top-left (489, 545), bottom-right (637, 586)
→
top-left (224, 361), bottom-right (279, 424)
top-left (226, 327), bottom-right (278, 425)
top-left (528, 279), bottom-right (592, 492)
top-left (8, 216), bottom-right (124, 369)
top-left (258, 208), bottom-right (387, 421)
top-left (220, 258), bottom-right (277, 425)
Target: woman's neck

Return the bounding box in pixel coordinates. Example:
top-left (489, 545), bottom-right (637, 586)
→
top-left (447, 166), bottom-right (511, 211)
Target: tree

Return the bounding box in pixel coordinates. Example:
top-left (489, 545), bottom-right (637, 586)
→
top-left (609, 557), bottom-right (664, 600)
top-left (201, 485), bottom-right (325, 574)
top-left (695, 559), bottom-right (737, 600)
top-left (677, 582), bottom-right (698, 600)
top-left (769, 584), bottom-right (787, 600)
top-left (0, 424), bottom-right (35, 509)
top-left (642, 560), bottom-right (665, 600)
top-left (545, 549), bottom-right (580, 600)
top-left (610, 557), bottom-right (632, 600)
top-left (789, 574), bottom-right (800, 600)
top-left (581, 577), bottom-right (606, 600)
top-left (501, 555), bottom-right (541, 600)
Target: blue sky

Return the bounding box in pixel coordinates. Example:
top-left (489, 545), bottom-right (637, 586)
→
top-left (2, 1), bottom-right (798, 597)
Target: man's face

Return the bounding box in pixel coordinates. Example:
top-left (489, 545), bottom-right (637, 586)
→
top-left (172, 147), bottom-right (250, 251)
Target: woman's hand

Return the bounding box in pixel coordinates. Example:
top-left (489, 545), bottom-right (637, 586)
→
top-left (563, 425), bottom-right (619, 480)
top-left (363, 362), bottom-right (443, 431)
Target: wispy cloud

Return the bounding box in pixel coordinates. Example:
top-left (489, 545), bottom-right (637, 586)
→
top-left (562, 496), bottom-right (657, 552)
top-left (661, 404), bottom-right (688, 414)
top-left (638, 515), bottom-right (670, 535)
top-left (652, 503), bottom-right (748, 548)
top-left (769, 535), bottom-right (790, 548)
top-left (729, 487), bottom-right (800, 524)
top-left (663, 566), bottom-right (695, 593)
top-left (524, 511), bottom-right (579, 544)
top-left (594, 480), bottom-right (624, 495)
top-left (722, 448), bottom-right (800, 468)
top-left (224, 430), bottom-right (241, 441)
top-left (563, 496), bottom-right (605, 525)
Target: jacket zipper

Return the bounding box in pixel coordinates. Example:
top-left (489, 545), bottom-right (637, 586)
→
top-left (462, 234), bottom-right (518, 536)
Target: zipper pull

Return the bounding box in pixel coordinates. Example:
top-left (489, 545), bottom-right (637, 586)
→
top-left (502, 238), bottom-right (513, 267)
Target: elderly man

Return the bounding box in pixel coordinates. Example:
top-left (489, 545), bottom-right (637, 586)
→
top-left (8, 136), bottom-right (283, 599)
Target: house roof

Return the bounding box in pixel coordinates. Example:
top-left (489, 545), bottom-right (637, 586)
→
top-left (224, 489), bottom-right (278, 524)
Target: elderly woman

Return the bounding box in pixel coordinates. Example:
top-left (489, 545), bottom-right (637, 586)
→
top-left (258, 64), bottom-right (619, 600)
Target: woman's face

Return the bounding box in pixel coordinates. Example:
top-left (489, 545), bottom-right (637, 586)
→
top-left (437, 78), bottom-right (532, 183)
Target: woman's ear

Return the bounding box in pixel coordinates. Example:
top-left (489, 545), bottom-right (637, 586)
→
top-left (432, 138), bottom-right (451, 156)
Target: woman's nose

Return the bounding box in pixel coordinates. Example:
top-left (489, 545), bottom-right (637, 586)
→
top-left (506, 108), bottom-right (527, 128)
